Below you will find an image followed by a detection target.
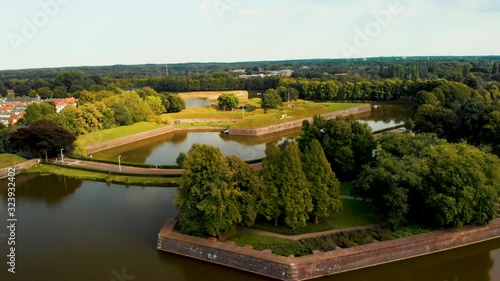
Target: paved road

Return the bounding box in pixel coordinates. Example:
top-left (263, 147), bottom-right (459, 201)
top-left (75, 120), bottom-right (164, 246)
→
top-left (54, 158), bottom-right (263, 175)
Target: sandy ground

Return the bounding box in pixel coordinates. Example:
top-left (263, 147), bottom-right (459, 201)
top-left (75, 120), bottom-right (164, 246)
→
top-left (179, 91), bottom-right (249, 102)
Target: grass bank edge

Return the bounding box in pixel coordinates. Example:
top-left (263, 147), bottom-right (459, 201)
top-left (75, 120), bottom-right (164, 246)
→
top-left (26, 164), bottom-right (181, 187)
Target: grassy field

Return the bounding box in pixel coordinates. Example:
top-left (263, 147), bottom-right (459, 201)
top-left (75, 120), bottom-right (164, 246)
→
top-left (0, 154), bottom-right (27, 168)
top-left (164, 100), bottom-right (365, 129)
top-left (27, 164), bottom-right (181, 187)
top-left (76, 122), bottom-right (166, 147)
top-left (252, 199), bottom-right (382, 235)
top-left (163, 106), bottom-right (243, 120)
top-left (235, 102), bottom-right (364, 128)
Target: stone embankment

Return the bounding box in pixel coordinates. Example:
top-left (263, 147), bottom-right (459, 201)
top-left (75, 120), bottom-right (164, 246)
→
top-left (86, 105), bottom-right (371, 154)
top-left (229, 104), bottom-right (371, 136)
top-left (158, 218), bottom-right (500, 281)
top-left (0, 159), bottom-right (39, 179)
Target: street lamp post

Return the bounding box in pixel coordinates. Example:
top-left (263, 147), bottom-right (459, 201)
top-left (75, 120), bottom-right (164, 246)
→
top-left (118, 155), bottom-right (122, 172)
top-left (60, 148), bottom-right (64, 164)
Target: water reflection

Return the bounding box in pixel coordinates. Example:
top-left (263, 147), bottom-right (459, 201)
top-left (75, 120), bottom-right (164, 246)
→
top-left (329, 238), bottom-right (499, 281)
top-left (94, 129), bottom-right (300, 165)
top-left (359, 103), bottom-right (414, 131)
top-left (0, 174), bottom-right (83, 205)
top-left (185, 99), bottom-right (212, 108)
top-left (0, 175), bottom-right (498, 281)
top-left (93, 103), bottom-right (414, 165)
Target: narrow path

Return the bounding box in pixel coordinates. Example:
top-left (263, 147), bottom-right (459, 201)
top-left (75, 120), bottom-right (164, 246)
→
top-left (50, 158), bottom-right (263, 175)
top-left (238, 223), bottom-right (382, 241)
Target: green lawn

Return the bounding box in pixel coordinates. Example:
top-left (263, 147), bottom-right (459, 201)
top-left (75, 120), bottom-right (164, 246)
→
top-left (234, 102), bottom-right (365, 128)
top-left (252, 199), bottom-right (382, 235)
top-left (163, 106), bottom-right (243, 120)
top-left (0, 154), bottom-right (27, 168)
top-left (164, 100), bottom-right (366, 129)
top-left (339, 182), bottom-right (353, 196)
top-left (27, 164), bottom-right (181, 187)
top-left (77, 122), bottom-right (166, 146)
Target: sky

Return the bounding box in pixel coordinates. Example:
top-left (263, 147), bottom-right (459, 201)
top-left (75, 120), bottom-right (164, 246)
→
top-left (1, 0), bottom-right (499, 70)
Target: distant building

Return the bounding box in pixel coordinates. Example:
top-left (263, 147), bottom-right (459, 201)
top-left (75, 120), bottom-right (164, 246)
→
top-left (230, 69), bottom-right (246, 74)
top-left (335, 73), bottom-right (348, 76)
top-left (239, 74), bottom-right (266, 79)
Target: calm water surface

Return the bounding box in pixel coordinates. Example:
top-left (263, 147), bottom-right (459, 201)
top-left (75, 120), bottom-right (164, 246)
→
top-left (0, 174), bottom-right (498, 281)
top-left (94, 103), bottom-right (413, 165)
top-left (185, 99), bottom-right (212, 108)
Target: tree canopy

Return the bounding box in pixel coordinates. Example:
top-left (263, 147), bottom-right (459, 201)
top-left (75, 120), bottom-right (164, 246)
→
top-left (217, 93), bottom-right (239, 111)
top-left (353, 134), bottom-right (500, 229)
top-left (261, 89), bottom-right (282, 111)
top-left (11, 119), bottom-right (76, 159)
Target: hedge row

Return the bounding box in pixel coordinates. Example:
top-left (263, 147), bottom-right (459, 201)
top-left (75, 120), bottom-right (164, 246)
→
top-left (259, 228), bottom-right (418, 257)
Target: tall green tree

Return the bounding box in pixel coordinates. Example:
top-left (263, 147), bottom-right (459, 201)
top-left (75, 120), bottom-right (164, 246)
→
top-left (261, 89), bottom-right (282, 111)
top-left (10, 119), bottom-right (76, 159)
top-left (174, 144), bottom-right (242, 237)
top-left (302, 140), bottom-right (342, 224)
top-left (260, 142), bottom-right (284, 226)
top-left (217, 93), bottom-right (239, 111)
top-left (22, 102), bottom-right (56, 125)
top-left (353, 137), bottom-right (500, 229)
top-left (164, 94), bottom-right (186, 113)
top-left (145, 95), bottom-right (166, 115)
top-left (0, 124), bottom-right (12, 153)
top-left (78, 90), bottom-right (96, 105)
top-left (280, 142), bottom-right (313, 229)
top-left (226, 155), bottom-right (262, 227)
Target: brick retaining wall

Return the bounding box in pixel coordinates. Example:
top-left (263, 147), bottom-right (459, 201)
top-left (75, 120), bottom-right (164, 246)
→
top-left (229, 104), bottom-right (371, 136)
top-left (157, 218), bottom-right (500, 281)
top-left (0, 159), bottom-right (39, 179)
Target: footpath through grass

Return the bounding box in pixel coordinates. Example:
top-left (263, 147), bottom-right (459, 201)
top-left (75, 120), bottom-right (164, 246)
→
top-left (27, 164), bottom-right (181, 187)
top-left (252, 199), bottom-right (382, 235)
top-left (0, 154), bottom-right (27, 168)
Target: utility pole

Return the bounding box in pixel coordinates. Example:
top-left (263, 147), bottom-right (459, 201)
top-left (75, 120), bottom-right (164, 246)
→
top-left (166, 64), bottom-right (169, 76)
top-left (288, 91), bottom-right (290, 102)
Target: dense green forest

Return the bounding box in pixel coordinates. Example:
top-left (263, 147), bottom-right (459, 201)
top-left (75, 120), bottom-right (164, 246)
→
top-left (1, 57), bottom-right (500, 98)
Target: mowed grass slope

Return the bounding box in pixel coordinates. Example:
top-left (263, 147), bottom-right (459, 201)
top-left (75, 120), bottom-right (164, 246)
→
top-left (76, 122), bottom-right (166, 147)
top-left (164, 99), bottom-right (366, 129)
top-left (0, 154), bottom-right (27, 168)
top-left (235, 102), bottom-right (364, 128)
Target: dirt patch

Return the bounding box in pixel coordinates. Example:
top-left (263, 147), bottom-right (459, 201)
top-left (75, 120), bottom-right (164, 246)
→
top-left (179, 91), bottom-right (249, 102)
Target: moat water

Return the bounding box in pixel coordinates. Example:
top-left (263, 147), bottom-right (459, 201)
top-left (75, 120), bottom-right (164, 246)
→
top-left (93, 103), bottom-right (413, 165)
top-left (0, 175), bottom-right (498, 281)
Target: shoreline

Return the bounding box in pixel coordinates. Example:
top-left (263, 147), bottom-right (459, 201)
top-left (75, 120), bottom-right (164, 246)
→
top-left (157, 218), bottom-right (500, 281)
top-left (85, 104), bottom-right (371, 154)
top-left (229, 104), bottom-right (371, 136)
